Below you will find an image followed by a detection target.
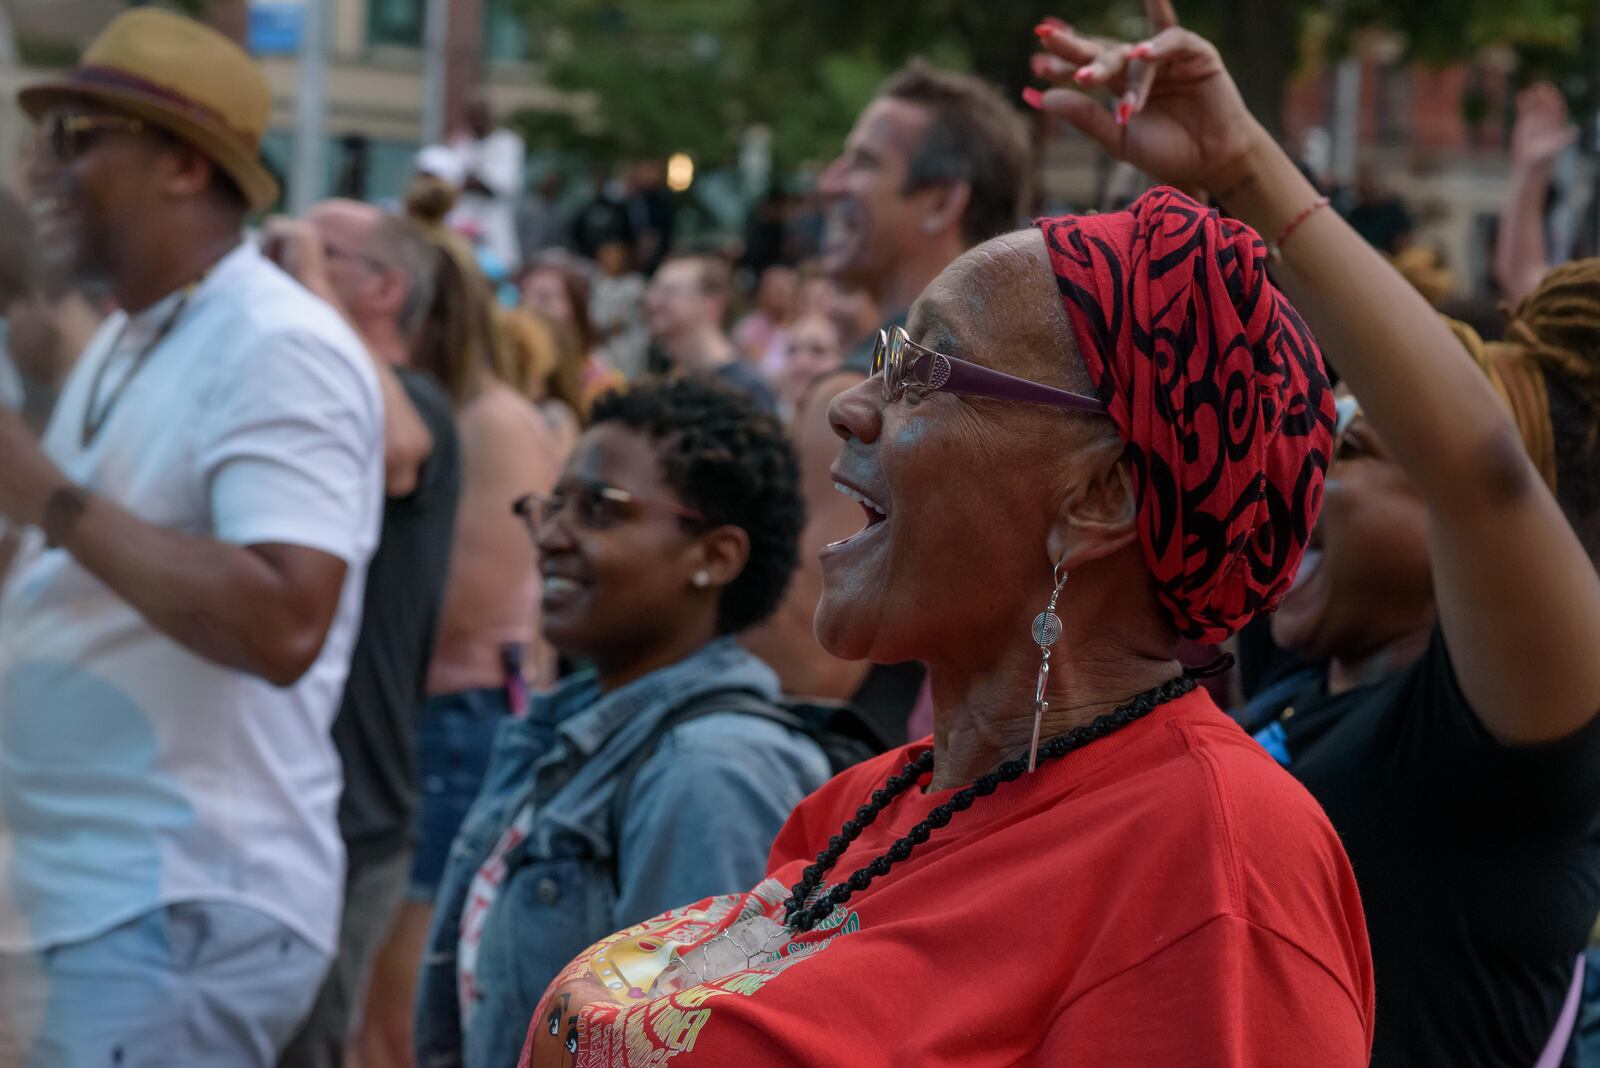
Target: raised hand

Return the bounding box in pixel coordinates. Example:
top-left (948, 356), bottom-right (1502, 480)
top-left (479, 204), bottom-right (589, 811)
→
top-left (1027, 14), bottom-right (1264, 196)
top-left (259, 215), bottom-right (339, 309)
top-left (1511, 82), bottom-right (1578, 172)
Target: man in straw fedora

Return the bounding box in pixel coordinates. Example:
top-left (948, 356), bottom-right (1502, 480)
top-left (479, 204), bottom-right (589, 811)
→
top-left (0, 9), bottom-right (385, 1065)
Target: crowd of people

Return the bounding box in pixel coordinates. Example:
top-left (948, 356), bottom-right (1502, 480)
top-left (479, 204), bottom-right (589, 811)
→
top-left (3, 4), bottom-right (1600, 1067)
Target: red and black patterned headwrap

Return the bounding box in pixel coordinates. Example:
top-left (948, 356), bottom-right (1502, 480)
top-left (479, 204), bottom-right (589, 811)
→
top-left (1037, 187), bottom-right (1335, 643)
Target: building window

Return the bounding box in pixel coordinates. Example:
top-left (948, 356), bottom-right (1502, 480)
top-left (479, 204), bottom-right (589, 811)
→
top-left (368, 0), bottom-right (423, 48)
top-left (484, 0), bottom-right (532, 63)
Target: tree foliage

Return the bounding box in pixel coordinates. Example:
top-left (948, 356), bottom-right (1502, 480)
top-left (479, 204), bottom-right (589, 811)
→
top-left (520, 0), bottom-right (1596, 170)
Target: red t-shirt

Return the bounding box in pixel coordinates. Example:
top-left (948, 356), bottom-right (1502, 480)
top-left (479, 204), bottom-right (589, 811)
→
top-left (524, 689), bottom-right (1374, 1067)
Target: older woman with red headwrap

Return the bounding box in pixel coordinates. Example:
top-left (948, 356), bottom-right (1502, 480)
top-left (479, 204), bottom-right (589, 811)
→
top-left (1024, 10), bottom-right (1600, 1068)
top-left (1022, 11), bottom-right (1600, 1067)
top-left (515, 43), bottom-right (1376, 1068)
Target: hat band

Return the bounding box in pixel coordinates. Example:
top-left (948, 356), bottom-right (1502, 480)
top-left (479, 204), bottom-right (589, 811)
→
top-left (70, 64), bottom-right (239, 140)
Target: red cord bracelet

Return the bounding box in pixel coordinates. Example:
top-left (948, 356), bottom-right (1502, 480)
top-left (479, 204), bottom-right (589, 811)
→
top-left (1270, 196), bottom-right (1330, 260)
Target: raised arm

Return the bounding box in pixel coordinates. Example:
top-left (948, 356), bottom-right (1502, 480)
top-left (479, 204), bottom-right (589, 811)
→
top-left (1031, 15), bottom-right (1600, 744)
top-left (1495, 83), bottom-right (1577, 304)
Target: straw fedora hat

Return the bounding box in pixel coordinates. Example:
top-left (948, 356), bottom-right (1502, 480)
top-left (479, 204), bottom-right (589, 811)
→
top-left (18, 8), bottom-right (279, 212)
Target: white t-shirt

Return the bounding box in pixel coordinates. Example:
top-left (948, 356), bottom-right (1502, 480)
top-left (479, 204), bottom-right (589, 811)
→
top-left (0, 242), bottom-right (384, 954)
top-left (0, 346), bottom-right (18, 552)
top-left (446, 128), bottom-right (525, 269)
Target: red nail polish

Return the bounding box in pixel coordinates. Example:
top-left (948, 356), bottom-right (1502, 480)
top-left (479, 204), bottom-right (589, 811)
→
top-left (1030, 53), bottom-right (1050, 76)
top-left (1033, 23), bottom-right (1056, 38)
top-left (1073, 67), bottom-right (1095, 84)
top-left (1130, 43), bottom-right (1152, 60)
top-left (1021, 87), bottom-right (1045, 111)
top-left (1116, 101), bottom-right (1133, 126)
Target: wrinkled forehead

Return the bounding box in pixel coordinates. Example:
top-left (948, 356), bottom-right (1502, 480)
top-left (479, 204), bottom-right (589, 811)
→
top-left (908, 229), bottom-right (1073, 379)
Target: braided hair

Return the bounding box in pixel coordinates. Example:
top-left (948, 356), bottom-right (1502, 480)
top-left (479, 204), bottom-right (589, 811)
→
top-left (1505, 260), bottom-right (1600, 559)
top-left (1454, 262), bottom-right (1600, 560)
top-left (590, 375), bottom-right (805, 634)
top-left (783, 673), bottom-right (1199, 933)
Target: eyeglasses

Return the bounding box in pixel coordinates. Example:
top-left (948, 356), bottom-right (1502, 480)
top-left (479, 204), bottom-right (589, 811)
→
top-left (513, 479), bottom-right (707, 536)
top-left (38, 113), bottom-right (147, 162)
top-left (871, 326), bottom-right (1106, 414)
top-left (322, 242), bottom-right (390, 274)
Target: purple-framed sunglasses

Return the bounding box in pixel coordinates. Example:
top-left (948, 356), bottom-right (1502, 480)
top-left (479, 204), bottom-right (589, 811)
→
top-left (871, 325), bottom-right (1106, 414)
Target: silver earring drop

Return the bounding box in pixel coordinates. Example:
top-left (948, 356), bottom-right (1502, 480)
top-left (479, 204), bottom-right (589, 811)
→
top-left (692, 570), bottom-right (711, 589)
top-left (1028, 563), bottom-right (1069, 772)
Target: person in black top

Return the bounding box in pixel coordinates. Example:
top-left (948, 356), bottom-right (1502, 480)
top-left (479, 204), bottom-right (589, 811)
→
top-left (268, 202), bottom-right (464, 1068)
top-left (1236, 275), bottom-right (1600, 1066)
top-left (1030, 14), bottom-right (1600, 1067)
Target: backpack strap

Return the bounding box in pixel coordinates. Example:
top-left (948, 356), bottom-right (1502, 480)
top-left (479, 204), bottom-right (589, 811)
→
top-left (605, 689), bottom-right (800, 888)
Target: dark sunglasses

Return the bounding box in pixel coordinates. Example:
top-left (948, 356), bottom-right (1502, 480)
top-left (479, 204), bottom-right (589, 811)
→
top-left (38, 113), bottom-right (147, 162)
top-left (872, 325), bottom-right (1106, 414)
top-left (513, 479), bottom-right (706, 535)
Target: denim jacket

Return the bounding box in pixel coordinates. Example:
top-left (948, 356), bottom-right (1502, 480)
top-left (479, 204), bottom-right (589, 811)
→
top-left (414, 638), bottom-right (831, 1068)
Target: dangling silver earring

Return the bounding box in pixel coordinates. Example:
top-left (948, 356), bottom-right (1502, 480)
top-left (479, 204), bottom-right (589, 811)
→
top-left (1028, 562), bottom-right (1069, 772)
top-left (692, 570), bottom-right (711, 589)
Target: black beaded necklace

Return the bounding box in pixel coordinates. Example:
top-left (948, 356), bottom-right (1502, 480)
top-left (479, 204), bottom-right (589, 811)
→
top-left (781, 673), bottom-right (1200, 933)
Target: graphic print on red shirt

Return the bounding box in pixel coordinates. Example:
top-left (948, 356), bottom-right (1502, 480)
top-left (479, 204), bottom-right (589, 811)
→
top-left (524, 689), bottom-right (1375, 1068)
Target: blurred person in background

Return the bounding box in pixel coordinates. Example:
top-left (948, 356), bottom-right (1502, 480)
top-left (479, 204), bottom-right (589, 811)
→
top-left (571, 168), bottom-right (633, 262)
top-left (774, 311), bottom-right (845, 423)
top-left (415, 376), bottom-right (826, 1068)
top-left (1497, 82), bottom-right (1580, 306)
top-left (819, 60), bottom-right (1031, 375)
top-left (496, 305), bottom-right (582, 455)
top-left (742, 186), bottom-right (796, 275)
top-left (519, 252), bottom-right (626, 408)
top-left (517, 171), bottom-right (570, 264)
top-left (732, 264), bottom-right (798, 370)
top-left (589, 240), bottom-right (649, 381)
top-left (0, 11), bottom-right (384, 1063)
top-left (1344, 163), bottom-right (1415, 257)
top-left (0, 187), bottom-right (103, 434)
top-left (1391, 245), bottom-right (1455, 309)
top-left (793, 266), bottom-right (839, 319)
top-left (359, 221), bottom-right (562, 1068)
top-left (747, 62), bottom-right (1029, 746)
top-left (446, 96), bottom-right (525, 273)
top-left (264, 201), bottom-right (462, 1068)
top-left (624, 158), bottom-right (677, 276)
top-left (644, 255), bottom-right (777, 414)
top-left (1031, 14), bottom-right (1600, 1065)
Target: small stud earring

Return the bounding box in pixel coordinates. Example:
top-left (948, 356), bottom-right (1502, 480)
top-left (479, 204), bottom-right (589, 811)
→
top-left (692, 570), bottom-right (711, 589)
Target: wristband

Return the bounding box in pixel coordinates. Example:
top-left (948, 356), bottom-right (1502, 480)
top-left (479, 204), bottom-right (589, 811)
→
top-left (1270, 196), bottom-right (1331, 260)
top-left (42, 484), bottom-right (90, 549)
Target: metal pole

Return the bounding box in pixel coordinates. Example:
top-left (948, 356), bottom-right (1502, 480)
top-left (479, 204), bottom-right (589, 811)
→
top-left (1, 6), bottom-right (21, 183)
top-left (289, 0), bottom-right (329, 216)
top-left (420, 0), bottom-right (449, 146)
top-left (1590, 3), bottom-right (1600, 256)
top-left (1330, 56), bottom-right (1362, 187)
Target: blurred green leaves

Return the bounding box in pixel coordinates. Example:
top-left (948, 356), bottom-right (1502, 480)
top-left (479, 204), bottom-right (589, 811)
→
top-left (512, 0), bottom-right (1600, 167)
